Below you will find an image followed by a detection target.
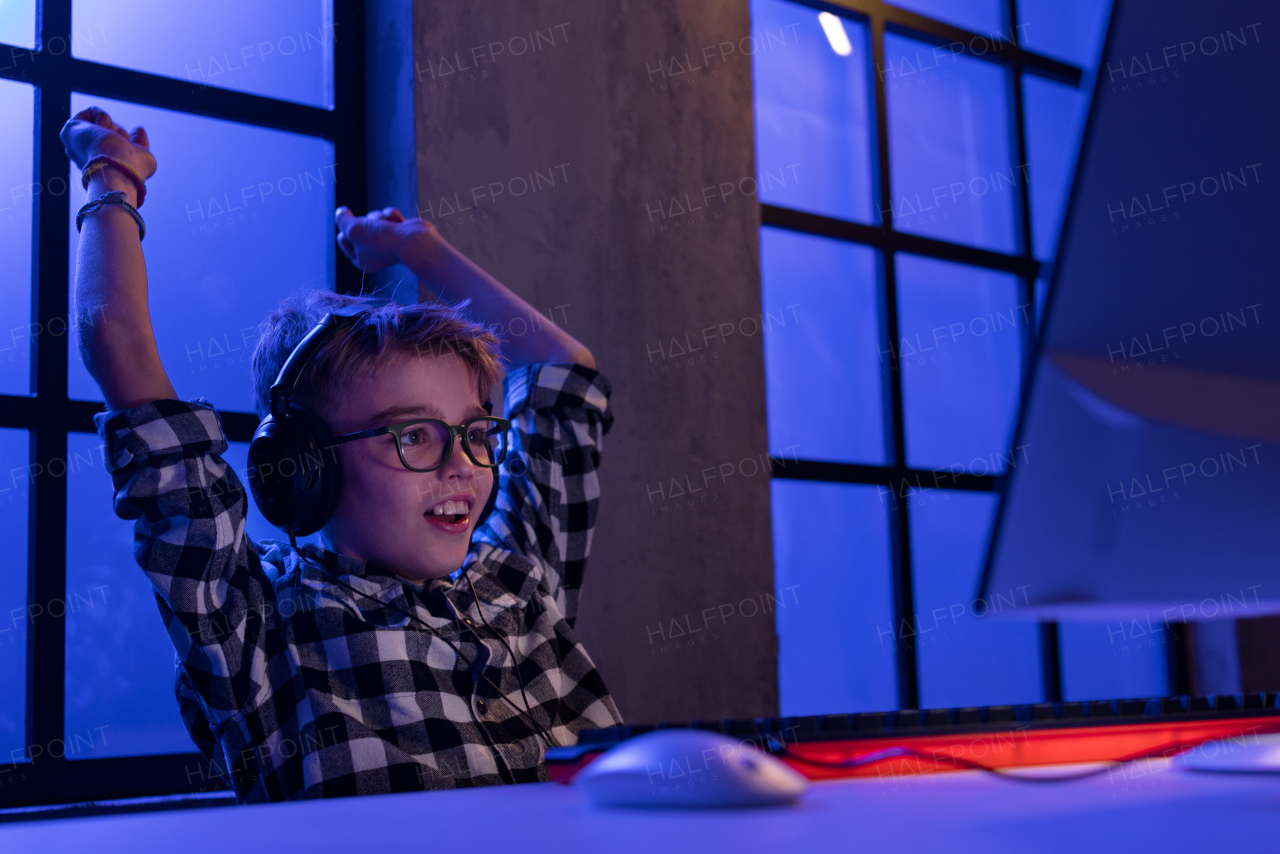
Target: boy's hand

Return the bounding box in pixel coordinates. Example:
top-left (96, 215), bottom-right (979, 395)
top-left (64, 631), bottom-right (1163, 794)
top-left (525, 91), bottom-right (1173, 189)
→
top-left (335, 206), bottom-right (437, 274)
top-left (59, 106), bottom-right (156, 180)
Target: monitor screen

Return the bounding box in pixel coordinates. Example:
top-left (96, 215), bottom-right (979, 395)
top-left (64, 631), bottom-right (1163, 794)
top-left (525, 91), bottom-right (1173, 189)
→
top-left (981, 0), bottom-right (1280, 620)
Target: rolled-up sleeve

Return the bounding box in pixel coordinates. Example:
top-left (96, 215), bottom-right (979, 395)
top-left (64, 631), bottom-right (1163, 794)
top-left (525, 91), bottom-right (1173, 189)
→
top-left (94, 397), bottom-right (275, 722)
top-left (474, 363), bottom-right (613, 626)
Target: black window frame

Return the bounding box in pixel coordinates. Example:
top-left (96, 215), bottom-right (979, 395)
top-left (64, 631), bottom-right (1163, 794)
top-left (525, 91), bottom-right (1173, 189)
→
top-left (761, 0), bottom-right (1186, 709)
top-left (0, 0), bottom-right (365, 808)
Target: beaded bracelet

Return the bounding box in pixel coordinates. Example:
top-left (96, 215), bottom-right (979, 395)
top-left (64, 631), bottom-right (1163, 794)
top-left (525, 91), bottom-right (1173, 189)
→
top-left (76, 190), bottom-right (146, 241)
top-left (80, 155), bottom-right (147, 208)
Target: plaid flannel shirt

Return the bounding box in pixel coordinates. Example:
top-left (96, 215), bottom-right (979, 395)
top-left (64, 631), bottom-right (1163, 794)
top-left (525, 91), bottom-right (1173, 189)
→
top-left (94, 362), bottom-right (622, 802)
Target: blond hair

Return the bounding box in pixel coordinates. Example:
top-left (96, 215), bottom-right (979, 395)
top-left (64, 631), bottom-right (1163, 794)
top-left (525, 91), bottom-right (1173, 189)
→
top-left (250, 289), bottom-right (505, 422)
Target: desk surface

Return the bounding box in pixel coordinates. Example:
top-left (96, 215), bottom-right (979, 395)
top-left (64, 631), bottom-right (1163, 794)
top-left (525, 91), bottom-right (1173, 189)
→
top-left (3, 759), bottom-right (1278, 852)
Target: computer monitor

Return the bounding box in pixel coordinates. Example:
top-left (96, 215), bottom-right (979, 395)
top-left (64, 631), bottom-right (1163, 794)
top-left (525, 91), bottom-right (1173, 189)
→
top-left (980, 0), bottom-right (1280, 621)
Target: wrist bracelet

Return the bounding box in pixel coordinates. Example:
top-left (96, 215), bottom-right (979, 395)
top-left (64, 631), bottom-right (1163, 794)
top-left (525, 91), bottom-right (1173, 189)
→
top-left (77, 190), bottom-right (146, 240)
top-left (80, 155), bottom-right (147, 208)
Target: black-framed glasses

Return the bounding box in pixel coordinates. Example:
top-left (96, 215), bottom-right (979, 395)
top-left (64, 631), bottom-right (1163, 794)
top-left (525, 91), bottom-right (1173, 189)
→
top-left (330, 416), bottom-right (511, 472)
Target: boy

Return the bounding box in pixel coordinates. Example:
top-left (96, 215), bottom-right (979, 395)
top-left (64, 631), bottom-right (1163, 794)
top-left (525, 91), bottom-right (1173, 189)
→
top-left (63, 106), bottom-right (622, 801)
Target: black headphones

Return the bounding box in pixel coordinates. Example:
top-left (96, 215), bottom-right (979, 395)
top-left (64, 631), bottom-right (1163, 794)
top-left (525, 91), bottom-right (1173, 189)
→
top-left (247, 305), bottom-right (501, 538)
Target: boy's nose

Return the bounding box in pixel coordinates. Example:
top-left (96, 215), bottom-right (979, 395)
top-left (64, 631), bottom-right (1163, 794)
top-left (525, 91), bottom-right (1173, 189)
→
top-left (441, 434), bottom-right (481, 476)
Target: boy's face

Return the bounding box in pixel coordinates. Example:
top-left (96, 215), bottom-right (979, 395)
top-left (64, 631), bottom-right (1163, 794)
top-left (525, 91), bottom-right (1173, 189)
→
top-left (318, 350), bottom-right (495, 582)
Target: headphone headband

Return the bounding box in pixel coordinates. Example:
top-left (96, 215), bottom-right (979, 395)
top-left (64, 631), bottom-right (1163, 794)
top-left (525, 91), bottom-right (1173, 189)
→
top-left (269, 305), bottom-right (370, 419)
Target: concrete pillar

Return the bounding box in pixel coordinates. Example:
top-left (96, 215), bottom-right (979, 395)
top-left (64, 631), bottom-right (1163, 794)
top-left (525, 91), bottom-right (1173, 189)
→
top-left (369, 0), bottom-right (777, 723)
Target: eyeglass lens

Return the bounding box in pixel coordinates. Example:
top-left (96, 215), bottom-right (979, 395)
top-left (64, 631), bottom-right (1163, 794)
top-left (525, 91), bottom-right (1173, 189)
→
top-left (398, 419), bottom-right (507, 470)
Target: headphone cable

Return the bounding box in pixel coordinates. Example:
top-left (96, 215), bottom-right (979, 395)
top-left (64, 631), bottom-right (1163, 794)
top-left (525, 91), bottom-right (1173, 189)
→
top-left (460, 565), bottom-right (561, 743)
top-left (300, 555), bottom-right (560, 750)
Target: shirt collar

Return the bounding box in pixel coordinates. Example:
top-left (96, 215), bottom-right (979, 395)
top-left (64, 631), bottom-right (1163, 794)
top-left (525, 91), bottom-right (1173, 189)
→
top-left (277, 540), bottom-right (544, 611)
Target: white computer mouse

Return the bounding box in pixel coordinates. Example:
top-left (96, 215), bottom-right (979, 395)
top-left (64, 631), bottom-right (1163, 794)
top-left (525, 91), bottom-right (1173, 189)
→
top-left (574, 728), bottom-right (808, 808)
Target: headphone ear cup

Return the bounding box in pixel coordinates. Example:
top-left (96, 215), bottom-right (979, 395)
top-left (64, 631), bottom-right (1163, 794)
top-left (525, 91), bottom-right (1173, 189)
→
top-left (248, 417), bottom-right (295, 531)
top-left (247, 404), bottom-right (343, 536)
top-left (290, 403), bottom-right (344, 535)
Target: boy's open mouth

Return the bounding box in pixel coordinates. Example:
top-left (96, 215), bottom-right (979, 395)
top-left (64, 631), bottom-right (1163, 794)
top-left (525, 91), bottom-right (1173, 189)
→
top-left (426, 498), bottom-right (472, 527)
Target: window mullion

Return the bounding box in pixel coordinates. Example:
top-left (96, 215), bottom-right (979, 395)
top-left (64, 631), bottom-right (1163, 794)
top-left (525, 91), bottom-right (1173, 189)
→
top-left (866, 10), bottom-right (920, 711)
top-left (28, 27), bottom-right (72, 760)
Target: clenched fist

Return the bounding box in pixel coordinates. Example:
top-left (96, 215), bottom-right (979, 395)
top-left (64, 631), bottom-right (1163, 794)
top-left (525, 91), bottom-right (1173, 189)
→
top-left (334, 206), bottom-right (436, 274)
top-left (59, 106), bottom-right (156, 181)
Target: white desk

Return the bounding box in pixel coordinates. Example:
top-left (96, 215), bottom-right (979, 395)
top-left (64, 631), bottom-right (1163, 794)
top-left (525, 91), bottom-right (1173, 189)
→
top-left (3, 759), bottom-right (1278, 852)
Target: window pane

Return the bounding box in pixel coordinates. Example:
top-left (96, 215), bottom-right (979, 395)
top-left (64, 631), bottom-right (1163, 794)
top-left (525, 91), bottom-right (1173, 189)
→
top-left (910, 489), bottom-right (1041, 708)
top-left (64, 432), bottom-right (190, 757)
top-left (0, 1), bottom-right (35, 48)
top-left (1059, 622), bottom-right (1168, 701)
top-left (884, 33), bottom-right (1017, 253)
top-left (72, 0), bottom-right (334, 108)
top-left (750, 0), bottom-right (874, 223)
top-left (1024, 74), bottom-right (1089, 261)
top-left (773, 480), bottom-right (896, 715)
top-left (761, 227), bottom-right (885, 465)
top-left (0, 78), bottom-right (34, 396)
top-left (1017, 0), bottom-right (1113, 69)
top-left (67, 93), bottom-right (335, 413)
top-left (896, 254), bottom-right (1025, 473)
top-left (0, 428), bottom-right (29, 758)
top-left (887, 0), bottom-right (1004, 37)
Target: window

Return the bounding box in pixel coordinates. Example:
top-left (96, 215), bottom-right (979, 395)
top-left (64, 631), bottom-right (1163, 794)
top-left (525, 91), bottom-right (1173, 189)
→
top-left (752, 0), bottom-right (1165, 714)
top-left (0, 0), bottom-right (365, 807)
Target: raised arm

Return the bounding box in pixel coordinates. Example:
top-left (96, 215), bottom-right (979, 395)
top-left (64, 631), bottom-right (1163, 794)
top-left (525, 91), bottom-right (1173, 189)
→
top-left (62, 106), bottom-right (177, 410)
top-left (476, 362), bottom-right (613, 626)
top-left (66, 108), bottom-right (277, 750)
top-left (333, 207), bottom-right (593, 371)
